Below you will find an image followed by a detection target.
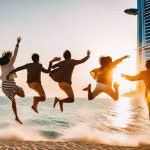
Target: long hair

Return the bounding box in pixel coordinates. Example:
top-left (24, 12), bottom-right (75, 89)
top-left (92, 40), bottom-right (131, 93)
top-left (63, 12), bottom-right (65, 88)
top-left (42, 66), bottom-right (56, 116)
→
top-left (0, 51), bottom-right (12, 66)
top-left (99, 56), bottom-right (112, 68)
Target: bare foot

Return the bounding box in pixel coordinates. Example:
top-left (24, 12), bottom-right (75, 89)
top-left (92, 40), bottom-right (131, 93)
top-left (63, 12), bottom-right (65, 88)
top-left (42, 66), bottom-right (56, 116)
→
top-left (59, 100), bottom-right (63, 112)
top-left (31, 105), bottom-right (39, 113)
top-left (113, 82), bottom-right (119, 89)
top-left (15, 117), bottom-right (23, 125)
top-left (83, 84), bottom-right (91, 91)
top-left (53, 97), bottom-right (59, 108)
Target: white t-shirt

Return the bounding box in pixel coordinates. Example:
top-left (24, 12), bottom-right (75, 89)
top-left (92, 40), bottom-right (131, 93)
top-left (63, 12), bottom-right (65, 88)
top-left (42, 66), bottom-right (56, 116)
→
top-left (0, 46), bottom-right (18, 81)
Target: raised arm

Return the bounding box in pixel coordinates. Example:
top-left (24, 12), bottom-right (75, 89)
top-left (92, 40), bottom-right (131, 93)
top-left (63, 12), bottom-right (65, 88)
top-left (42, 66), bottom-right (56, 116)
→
top-left (112, 55), bottom-right (129, 66)
top-left (121, 72), bottom-right (143, 81)
top-left (52, 61), bottom-right (61, 69)
top-left (41, 57), bottom-right (61, 73)
top-left (7, 64), bottom-right (27, 80)
top-left (74, 50), bottom-right (91, 65)
top-left (8, 37), bottom-right (21, 66)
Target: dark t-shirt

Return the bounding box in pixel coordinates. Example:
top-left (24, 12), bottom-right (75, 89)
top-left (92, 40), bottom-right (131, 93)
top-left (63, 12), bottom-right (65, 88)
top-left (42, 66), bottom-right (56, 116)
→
top-left (11, 62), bottom-right (51, 84)
top-left (50, 56), bottom-right (89, 84)
top-left (25, 63), bottom-right (43, 83)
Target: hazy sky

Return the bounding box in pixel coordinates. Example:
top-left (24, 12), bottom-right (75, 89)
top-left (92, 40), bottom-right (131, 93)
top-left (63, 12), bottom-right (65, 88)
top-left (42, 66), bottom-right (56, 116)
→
top-left (0, 0), bottom-right (137, 97)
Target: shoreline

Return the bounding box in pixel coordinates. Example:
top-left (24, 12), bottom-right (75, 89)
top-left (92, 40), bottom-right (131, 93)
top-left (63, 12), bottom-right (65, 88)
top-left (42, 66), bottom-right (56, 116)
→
top-left (0, 141), bottom-right (150, 150)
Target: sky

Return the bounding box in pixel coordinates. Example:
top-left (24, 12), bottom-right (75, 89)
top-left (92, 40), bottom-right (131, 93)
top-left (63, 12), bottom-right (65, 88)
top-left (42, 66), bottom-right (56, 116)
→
top-left (0, 0), bottom-right (137, 98)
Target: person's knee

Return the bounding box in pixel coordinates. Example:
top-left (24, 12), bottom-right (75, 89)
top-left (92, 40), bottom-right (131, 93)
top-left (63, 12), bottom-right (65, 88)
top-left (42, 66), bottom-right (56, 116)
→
top-left (88, 97), bottom-right (93, 100)
top-left (20, 92), bottom-right (25, 98)
top-left (113, 96), bottom-right (119, 101)
top-left (40, 96), bottom-right (46, 101)
top-left (16, 90), bottom-right (25, 97)
top-left (88, 94), bottom-right (94, 100)
top-left (69, 97), bottom-right (74, 103)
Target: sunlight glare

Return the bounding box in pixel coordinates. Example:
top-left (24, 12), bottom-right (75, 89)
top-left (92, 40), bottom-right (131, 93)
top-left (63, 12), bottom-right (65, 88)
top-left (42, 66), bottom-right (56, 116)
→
top-left (111, 98), bottom-right (132, 128)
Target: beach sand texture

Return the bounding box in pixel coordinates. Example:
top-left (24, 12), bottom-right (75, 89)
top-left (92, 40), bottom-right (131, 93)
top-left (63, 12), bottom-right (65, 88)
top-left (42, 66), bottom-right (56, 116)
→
top-left (0, 141), bottom-right (149, 150)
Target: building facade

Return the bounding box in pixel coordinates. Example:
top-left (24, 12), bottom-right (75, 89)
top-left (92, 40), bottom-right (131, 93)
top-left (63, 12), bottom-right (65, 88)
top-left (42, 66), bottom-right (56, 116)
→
top-left (137, 0), bottom-right (150, 92)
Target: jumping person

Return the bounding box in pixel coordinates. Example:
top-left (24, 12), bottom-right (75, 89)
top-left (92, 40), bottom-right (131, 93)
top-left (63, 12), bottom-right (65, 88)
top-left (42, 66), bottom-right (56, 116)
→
top-left (0, 37), bottom-right (25, 124)
top-left (7, 53), bottom-right (60, 113)
top-left (49, 50), bottom-right (91, 112)
top-left (122, 59), bottom-right (150, 119)
top-left (83, 55), bottom-right (129, 101)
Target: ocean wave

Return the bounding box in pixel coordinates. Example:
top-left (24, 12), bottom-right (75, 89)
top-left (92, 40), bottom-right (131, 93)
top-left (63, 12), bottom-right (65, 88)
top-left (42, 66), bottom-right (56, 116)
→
top-left (60, 123), bottom-right (150, 147)
top-left (0, 126), bottom-right (48, 141)
top-left (0, 123), bottom-right (150, 147)
top-left (51, 119), bottom-right (70, 127)
top-left (40, 130), bottom-right (62, 138)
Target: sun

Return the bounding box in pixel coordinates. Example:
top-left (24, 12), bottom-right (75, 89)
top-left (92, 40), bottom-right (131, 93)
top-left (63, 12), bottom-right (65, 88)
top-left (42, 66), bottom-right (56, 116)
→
top-left (113, 64), bottom-right (136, 93)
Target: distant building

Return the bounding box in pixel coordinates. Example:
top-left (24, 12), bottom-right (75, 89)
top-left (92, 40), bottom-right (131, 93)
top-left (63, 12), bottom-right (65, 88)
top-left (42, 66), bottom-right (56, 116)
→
top-left (137, 0), bottom-right (150, 92)
top-left (125, 0), bottom-right (150, 92)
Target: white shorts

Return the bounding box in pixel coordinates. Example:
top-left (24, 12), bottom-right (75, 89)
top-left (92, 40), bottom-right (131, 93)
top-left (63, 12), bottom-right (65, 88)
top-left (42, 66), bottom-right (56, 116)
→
top-left (92, 82), bottom-right (115, 98)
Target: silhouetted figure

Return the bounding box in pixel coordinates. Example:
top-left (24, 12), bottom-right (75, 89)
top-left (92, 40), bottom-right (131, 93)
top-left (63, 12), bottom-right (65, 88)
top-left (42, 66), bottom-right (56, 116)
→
top-left (83, 55), bottom-right (129, 101)
top-left (122, 59), bottom-right (150, 119)
top-left (0, 37), bottom-right (25, 124)
top-left (7, 53), bottom-right (59, 113)
top-left (50, 50), bottom-right (90, 112)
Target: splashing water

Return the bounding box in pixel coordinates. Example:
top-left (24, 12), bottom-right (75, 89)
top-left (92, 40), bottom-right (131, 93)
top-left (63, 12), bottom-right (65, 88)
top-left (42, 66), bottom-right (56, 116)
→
top-left (0, 96), bottom-right (150, 146)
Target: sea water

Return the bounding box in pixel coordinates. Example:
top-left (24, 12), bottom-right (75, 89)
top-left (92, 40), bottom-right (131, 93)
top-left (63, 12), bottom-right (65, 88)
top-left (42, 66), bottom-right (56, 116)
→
top-left (0, 96), bottom-right (150, 146)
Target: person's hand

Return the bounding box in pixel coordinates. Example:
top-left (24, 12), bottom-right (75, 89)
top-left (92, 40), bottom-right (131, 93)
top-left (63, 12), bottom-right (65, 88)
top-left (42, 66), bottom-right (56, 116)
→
top-left (87, 50), bottom-right (91, 56)
top-left (17, 37), bottom-right (21, 44)
top-left (121, 73), bottom-right (126, 78)
top-left (51, 57), bottom-right (61, 62)
top-left (123, 55), bottom-right (130, 59)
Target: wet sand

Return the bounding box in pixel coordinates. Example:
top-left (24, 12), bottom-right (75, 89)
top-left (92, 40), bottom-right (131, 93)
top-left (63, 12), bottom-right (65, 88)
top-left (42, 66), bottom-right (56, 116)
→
top-left (0, 141), bottom-right (149, 150)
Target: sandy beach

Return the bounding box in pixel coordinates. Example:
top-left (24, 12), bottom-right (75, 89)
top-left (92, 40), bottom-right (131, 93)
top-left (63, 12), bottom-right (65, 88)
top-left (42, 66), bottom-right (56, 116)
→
top-left (0, 141), bottom-right (149, 150)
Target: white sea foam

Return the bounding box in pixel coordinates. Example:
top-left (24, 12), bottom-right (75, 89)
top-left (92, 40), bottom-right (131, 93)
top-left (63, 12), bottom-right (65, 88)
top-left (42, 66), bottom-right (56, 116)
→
top-left (0, 125), bottom-right (48, 141)
top-left (0, 97), bottom-right (150, 147)
top-left (61, 123), bottom-right (150, 147)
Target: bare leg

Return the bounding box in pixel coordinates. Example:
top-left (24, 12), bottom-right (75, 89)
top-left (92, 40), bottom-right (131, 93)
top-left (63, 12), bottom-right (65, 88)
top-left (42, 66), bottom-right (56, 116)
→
top-left (113, 82), bottom-right (119, 101)
top-left (59, 82), bottom-right (74, 103)
top-left (84, 82), bottom-right (119, 101)
top-left (28, 83), bottom-right (46, 113)
top-left (54, 82), bottom-right (74, 112)
top-left (31, 97), bottom-right (40, 113)
top-left (146, 98), bottom-right (150, 120)
top-left (12, 101), bottom-right (23, 124)
top-left (83, 84), bottom-right (93, 100)
top-left (53, 97), bottom-right (59, 108)
top-left (103, 82), bottom-right (119, 101)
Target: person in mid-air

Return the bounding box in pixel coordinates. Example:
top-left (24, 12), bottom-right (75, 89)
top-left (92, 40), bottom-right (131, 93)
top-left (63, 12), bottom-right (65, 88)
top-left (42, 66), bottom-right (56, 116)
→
top-left (0, 37), bottom-right (25, 124)
top-left (50, 50), bottom-right (90, 112)
top-left (83, 55), bottom-right (129, 101)
top-left (7, 53), bottom-right (60, 113)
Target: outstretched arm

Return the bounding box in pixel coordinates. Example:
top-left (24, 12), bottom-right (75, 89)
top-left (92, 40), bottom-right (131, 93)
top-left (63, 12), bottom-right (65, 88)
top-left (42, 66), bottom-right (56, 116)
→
top-left (112, 55), bottom-right (129, 66)
top-left (7, 64), bottom-right (27, 80)
top-left (121, 72), bottom-right (143, 81)
top-left (8, 37), bottom-right (21, 66)
top-left (41, 57), bottom-right (61, 73)
top-left (74, 50), bottom-right (91, 65)
top-left (52, 58), bottom-right (61, 69)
